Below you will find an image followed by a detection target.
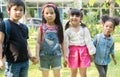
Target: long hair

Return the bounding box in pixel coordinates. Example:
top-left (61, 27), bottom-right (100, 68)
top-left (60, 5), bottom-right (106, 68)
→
top-left (65, 9), bottom-right (86, 30)
top-left (41, 2), bottom-right (63, 44)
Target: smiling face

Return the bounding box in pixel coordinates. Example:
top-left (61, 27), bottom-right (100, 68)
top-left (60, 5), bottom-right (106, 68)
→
top-left (103, 21), bottom-right (114, 36)
top-left (69, 14), bottom-right (81, 27)
top-left (43, 7), bottom-right (56, 25)
top-left (7, 5), bottom-right (24, 23)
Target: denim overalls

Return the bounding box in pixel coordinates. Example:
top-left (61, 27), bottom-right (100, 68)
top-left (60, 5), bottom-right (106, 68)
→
top-left (39, 25), bottom-right (62, 70)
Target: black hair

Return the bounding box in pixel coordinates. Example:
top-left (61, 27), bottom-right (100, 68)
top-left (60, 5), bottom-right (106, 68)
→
top-left (101, 14), bottom-right (110, 23)
top-left (69, 8), bottom-right (83, 18)
top-left (42, 2), bottom-right (63, 44)
top-left (7, 0), bottom-right (25, 13)
top-left (101, 14), bottom-right (120, 29)
top-left (65, 9), bottom-right (86, 30)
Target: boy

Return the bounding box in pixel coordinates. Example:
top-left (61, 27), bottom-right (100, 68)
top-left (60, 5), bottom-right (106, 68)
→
top-left (0, 0), bottom-right (35, 77)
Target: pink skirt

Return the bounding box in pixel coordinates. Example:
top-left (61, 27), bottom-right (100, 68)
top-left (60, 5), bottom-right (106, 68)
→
top-left (68, 45), bottom-right (91, 68)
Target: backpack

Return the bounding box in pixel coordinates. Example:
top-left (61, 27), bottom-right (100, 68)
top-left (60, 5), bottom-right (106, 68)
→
top-left (2, 20), bottom-right (11, 58)
top-left (96, 34), bottom-right (114, 48)
top-left (39, 24), bottom-right (62, 56)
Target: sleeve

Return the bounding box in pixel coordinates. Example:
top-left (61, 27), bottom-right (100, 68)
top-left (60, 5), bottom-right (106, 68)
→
top-left (39, 24), bottom-right (43, 33)
top-left (84, 28), bottom-right (96, 55)
top-left (64, 29), bottom-right (70, 57)
top-left (22, 24), bottom-right (29, 39)
top-left (110, 41), bottom-right (114, 55)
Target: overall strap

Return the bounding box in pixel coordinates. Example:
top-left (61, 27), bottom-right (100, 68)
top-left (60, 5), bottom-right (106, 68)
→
top-left (40, 24), bottom-right (48, 42)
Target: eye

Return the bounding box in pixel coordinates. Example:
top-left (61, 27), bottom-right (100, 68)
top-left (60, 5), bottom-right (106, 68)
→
top-left (13, 8), bottom-right (17, 11)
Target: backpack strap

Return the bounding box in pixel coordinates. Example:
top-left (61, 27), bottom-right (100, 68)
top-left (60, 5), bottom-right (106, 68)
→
top-left (4, 20), bottom-right (11, 39)
top-left (96, 34), bottom-right (100, 47)
top-left (2, 20), bottom-right (11, 58)
top-left (110, 37), bottom-right (114, 48)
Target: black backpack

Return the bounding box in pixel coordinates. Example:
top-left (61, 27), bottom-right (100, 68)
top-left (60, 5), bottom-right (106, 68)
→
top-left (2, 19), bottom-right (11, 58)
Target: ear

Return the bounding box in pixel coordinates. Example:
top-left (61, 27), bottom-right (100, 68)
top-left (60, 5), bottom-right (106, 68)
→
top-left (6, 9), bottom-right (10, 15)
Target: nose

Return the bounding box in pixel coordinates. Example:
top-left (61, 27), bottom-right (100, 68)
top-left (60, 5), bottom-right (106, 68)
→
top-left (48, 13), bottom-right (52, 17)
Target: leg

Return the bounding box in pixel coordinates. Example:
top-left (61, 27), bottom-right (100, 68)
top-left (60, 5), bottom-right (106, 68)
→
top-left (79, 68), bottom-right (87, 77)
top-left (4, 62), bottom-right (20, 77)
top-left (104, 65), bottom-right (108, 77)
top-left (53, 69), bottom-right (60, 77)
top-left (70, 68), bottom-right (77, 77)
top-left (40, 56), bottom-right (50, 77)
top-left (19, 61), bottom-right (29, 77)
top-left (42, 70), bottom-right (49, 77)
top-left (95, 63), bottom-right (106, 77)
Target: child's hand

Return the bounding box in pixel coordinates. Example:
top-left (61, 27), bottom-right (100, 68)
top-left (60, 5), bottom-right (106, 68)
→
top-left (0, 59), bottom-right (5, 69)
top-left (63, 61), bottom-right (67, 68)
top-left (113, 59), bottom-right (117, 65)
top-left (30, 57), bottom-right (39, 65)
top-left (90, 55), bottom-right (94, 62)
top-left (63, 56), bottom-right (68, 68)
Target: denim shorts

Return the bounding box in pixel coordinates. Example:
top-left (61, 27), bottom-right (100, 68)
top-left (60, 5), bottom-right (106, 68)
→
top-left (40, 55), bottom-right (61, 70)
top-left (4, 60), bottom-right (29, 77)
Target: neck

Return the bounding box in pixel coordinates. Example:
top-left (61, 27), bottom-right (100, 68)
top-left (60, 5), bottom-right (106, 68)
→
top-left (46, 22), bottom-right (55, 26)
top-left (10, 18), bottom-right (19, 24)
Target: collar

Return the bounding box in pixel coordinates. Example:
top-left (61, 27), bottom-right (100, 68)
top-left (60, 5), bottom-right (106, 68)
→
top-left (101, 33), bottom-right (112, 40)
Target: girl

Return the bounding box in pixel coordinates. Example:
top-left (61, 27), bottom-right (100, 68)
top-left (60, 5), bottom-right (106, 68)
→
top-left (64, 9), bottom-right (96, 77)
top-left (93, 15), bottom-right (118, 77)
top-left (35, 2), bottom-right (66, 77)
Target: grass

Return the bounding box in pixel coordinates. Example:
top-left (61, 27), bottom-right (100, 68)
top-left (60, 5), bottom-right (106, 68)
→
top-left (0, 28), bottom-right (120, 77)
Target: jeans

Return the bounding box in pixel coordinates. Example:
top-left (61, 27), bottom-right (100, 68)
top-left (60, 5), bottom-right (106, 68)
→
top-left (5, 60), bottom-right (29, 77)
top-left (95, 63), bottom-right (108, 77)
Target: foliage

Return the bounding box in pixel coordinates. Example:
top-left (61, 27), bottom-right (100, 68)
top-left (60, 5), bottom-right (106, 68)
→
top-left (83, 9), bottom-right (101, 37)
top-left (89, 0), bottom-right (95, 6)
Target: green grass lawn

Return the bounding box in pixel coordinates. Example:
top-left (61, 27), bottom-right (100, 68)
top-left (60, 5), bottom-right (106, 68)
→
top-left (0, 28), bottom-right (120, 77)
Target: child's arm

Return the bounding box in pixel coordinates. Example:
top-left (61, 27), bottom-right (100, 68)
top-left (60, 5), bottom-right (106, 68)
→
top-left (110, 42), bottom-right (117, 65)
top-left (111, 54), bottom-right (117, 65)
top-left (27, 45), bottom-right (38, 64)
top-left (84, 28), bottom-right (96, 55)
top-left (0, 32), bottom-right (5, 69)
top-left (35, 30), bottom-right (42, 63)
top-left (62, 30), bottom-right (70, 67)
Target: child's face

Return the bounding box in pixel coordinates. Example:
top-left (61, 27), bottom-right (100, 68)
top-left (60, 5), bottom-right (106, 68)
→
top-left (43, 7), bottom-right (56, 25)
top-left (69, 14), bottom-right (81, 27)
top-left (7, 5), bottom-right (24, 22)
top-left (103, 21), bottom-right (114, 36)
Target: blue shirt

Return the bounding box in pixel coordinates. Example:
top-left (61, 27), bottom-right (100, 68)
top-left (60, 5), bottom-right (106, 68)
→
top-left (93, 33), bottom-right (114, 65)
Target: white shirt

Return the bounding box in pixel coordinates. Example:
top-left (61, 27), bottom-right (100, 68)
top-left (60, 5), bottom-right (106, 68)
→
top-left (64, 26), bottom-right (96, 56)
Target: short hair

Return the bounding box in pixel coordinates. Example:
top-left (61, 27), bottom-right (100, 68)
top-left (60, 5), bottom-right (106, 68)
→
top-left (6, 0), bottom-right (25, 13)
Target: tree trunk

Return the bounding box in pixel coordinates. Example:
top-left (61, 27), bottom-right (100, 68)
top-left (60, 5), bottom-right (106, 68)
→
top-left (109, 0), bottom-right (115, 17)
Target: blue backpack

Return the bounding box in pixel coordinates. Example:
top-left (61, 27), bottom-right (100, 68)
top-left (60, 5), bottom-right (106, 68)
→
top-left (2, 20), bottom-right (11, 58)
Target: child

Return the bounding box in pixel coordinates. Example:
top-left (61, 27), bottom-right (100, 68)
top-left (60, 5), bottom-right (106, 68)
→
top-left (35, 2), bottom-right (66, 77)
top-left (93, 15), bottom-right (118, 77)
top-left (0, 0), bottom-right (35, 77)
top-left (64, 9), bottom-right (96, 77)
